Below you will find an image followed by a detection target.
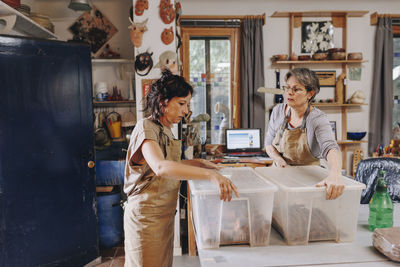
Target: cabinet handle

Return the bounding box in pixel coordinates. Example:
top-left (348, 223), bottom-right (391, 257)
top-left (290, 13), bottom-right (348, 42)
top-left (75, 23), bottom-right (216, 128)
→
top-left (88, 161), bottom-right (95, 168)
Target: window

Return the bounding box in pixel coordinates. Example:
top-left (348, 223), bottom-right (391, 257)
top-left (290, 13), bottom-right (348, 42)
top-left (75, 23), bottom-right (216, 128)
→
top-left (182, 27), bottom-right (239, 144)
top-left (393, 34), bottom-right (400, 139)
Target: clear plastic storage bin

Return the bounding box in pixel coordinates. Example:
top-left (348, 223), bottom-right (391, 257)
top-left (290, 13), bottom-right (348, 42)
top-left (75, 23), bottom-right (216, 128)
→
top-left (255, 166), bottom-right (366, 245)
top-left (189, 167), bottom-right (278, 249)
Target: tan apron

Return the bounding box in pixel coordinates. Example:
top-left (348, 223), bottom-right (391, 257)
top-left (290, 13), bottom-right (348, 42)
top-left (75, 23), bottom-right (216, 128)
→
top-left (272, 105), bottom-right (320, 166)
top-left (124, 126), bottom-right (181, 267)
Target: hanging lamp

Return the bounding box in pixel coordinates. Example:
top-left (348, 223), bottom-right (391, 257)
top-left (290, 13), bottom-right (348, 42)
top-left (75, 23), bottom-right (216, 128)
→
top-left (68, 0), bottom-right (92, 11)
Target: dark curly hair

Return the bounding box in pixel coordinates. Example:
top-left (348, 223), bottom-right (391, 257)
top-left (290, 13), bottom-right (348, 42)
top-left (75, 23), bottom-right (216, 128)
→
top-left (144, 70), bottom-right (193, 122)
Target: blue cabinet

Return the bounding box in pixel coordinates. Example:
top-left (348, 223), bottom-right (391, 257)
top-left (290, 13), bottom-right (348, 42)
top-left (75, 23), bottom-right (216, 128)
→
top-left (0, 35), bottom-right (98, 266)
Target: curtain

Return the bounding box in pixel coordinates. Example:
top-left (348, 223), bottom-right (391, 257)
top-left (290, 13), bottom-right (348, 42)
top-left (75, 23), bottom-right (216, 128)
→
top-left (240, 18), bottom-right (265, 130)
top-left (369, 18), bottom-right (393, 154)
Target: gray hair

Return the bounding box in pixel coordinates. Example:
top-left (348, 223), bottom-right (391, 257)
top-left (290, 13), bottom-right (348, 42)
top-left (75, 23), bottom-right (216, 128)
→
top-left (285, 68), bottom-right (320, 101)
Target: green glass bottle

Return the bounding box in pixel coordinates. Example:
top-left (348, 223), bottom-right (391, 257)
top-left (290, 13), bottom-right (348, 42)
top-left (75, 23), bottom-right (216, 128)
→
top-left (368, 170), bottom-right (393, 231)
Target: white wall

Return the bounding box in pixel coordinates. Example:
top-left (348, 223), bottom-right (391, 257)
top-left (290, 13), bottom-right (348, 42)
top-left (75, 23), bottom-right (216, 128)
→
top-left (181, 0), bottom-right (400, 172)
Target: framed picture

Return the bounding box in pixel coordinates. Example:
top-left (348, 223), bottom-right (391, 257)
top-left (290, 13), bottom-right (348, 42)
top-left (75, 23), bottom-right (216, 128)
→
top-left (315, 71), bottom-right (336, 87)
top-left (301, 21), bottom-right (334, 54)
top-left (141, 79), bottom-right (157, 97)
top-left (349, 67), bottom-right (362, 81)
top-left (68, 5), bottom-right (118, 54)
top-left (329, 121), bottom-right (337, 140)
top-left (141, 79), bottom-right (157, 116)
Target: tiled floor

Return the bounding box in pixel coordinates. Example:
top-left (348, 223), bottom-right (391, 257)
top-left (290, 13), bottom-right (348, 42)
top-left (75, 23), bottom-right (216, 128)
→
top-left (96, 246), bottom-right (200, 267)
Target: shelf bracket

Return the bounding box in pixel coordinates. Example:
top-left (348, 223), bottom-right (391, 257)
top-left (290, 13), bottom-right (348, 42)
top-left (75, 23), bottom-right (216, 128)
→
top-left (0, 14), bottom-right (17, 34)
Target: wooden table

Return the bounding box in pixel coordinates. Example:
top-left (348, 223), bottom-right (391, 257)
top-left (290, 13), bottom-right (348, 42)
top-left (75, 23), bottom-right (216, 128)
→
top-left (196, 204), bottom-right (400, 266)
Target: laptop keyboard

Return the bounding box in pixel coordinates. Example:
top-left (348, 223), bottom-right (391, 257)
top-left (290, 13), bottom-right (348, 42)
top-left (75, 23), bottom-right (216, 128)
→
top-left (227, 152), bottom-right (265, 157)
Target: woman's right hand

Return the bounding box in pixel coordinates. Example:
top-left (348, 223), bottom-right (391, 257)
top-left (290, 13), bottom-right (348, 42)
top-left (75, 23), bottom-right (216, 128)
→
top-left (210, 172), bottom-right (239, 201)
top-left (266, 145), bottom-right (287, 168)
top-left (274, 157), bottom-right (288, 168)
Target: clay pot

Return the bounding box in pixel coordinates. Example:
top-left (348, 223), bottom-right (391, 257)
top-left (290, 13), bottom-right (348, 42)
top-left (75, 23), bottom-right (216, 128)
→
top-left (272, 54), bottom-right (288, 61)
top-left (347, 52), bottom-right (363, 60)
top-left (330, 52), bottom-right (346, 60)
top-left (290, 53), bottom-right (298, 61)
top-left (328, 48), bottom-right (345, 54)
top-left (312, 53), bottom-right (328, 60)
top-left (298, 55), bottom-right (311, 61)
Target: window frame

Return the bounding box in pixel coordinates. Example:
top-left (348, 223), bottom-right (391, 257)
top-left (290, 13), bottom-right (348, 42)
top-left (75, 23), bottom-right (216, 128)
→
top-left (181, 27), bottom-right (241, 128)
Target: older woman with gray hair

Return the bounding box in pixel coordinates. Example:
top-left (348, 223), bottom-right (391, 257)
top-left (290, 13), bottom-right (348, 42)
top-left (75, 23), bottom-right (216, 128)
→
top-left (265, 68), bottom-right (344, 200)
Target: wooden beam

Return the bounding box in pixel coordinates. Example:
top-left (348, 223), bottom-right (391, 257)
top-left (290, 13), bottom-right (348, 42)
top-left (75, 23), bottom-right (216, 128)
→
top-left (332, 16), bottom-right (345, 28)
top-left (180, 14), bottom-right (266, 25)
top-left (370, 12), bottom-right (378, 26)
top-left (394, 25), bottom-right (400, 35)
top-left (289, 15), bottom-right (294, 54)
top-left (370, 12), bottom-right (400, 25)
top-left (293, 16), bottom-right (302, 28)
top-left (271, 11), bottom-right (368, 18)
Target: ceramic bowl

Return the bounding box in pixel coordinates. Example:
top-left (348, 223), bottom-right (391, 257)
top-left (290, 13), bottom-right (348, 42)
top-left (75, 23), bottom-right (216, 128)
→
top-left (312, 53), bottom-right (328, 60)
top-left (290, 54), bottom-right (298, 61)
top-left (298, 55), bottom-right (311, 61)
top-left (328, 48), bottom-right (345, 54)
top-left (347, 132), bottom-right (366, 141)
top-left (347, 52), bottom-right (363, 60)
top-left (272, 54), bottom-right (288, 61)
top-left (330, 52), bottom-right (346, 60)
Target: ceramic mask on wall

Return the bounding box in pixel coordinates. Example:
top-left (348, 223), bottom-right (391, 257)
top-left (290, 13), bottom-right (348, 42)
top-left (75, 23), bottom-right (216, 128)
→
top-left (154, 50), bottom-right (180, 75)
top-left (161, 27), bottom-right (174, 45)
top-left (159, 0), bottom-right (175, 24)
top-left (128, 18), bottom-right (148, 48)
top-left (135, 0), bottom-right (148, 16)
top-left (135, 51), bottom-right (153, 76)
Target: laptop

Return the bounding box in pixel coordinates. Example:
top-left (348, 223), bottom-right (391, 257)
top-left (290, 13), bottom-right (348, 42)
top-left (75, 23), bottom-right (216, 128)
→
top-left (225, 128), bottom-right (264, 157)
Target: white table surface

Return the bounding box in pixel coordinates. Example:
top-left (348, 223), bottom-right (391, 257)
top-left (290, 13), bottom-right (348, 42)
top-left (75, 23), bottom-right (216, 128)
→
top-left (198, 204), bottom-right (400, 267)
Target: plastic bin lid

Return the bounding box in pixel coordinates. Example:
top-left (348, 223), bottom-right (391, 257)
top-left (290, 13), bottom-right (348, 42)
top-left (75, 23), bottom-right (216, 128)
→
top-left (189, 167), bottom-right (278, 196)
top-left (255, 166), bottom-right (366, 192)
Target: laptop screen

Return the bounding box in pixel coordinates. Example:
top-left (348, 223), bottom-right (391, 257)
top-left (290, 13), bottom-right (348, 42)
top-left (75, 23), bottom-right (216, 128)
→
top-left (225, 128), bottom-right (262, 152)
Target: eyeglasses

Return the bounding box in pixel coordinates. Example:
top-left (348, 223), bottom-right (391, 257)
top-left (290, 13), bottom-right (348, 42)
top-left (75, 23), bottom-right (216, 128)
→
top-left (282, 86), bottom-right (306, 94)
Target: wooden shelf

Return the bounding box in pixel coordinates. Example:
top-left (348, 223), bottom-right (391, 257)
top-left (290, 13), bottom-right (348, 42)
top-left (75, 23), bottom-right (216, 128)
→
top-left (91, 59), bottom-right (134, 64)
top-left (93, 100), bottom-right (136, 107)
top-left (312, 103), bottom-right (367, 107)
top-left (273, 60), bottom-right (368, 64)
top-left (271, 10), bottom-right (368, 173)
top-left (0, 2), bottom-right (58, 39)
top-left (271, 11), bottom-right (368, 18)
top-left (337, 140), bottom-right (368, 145)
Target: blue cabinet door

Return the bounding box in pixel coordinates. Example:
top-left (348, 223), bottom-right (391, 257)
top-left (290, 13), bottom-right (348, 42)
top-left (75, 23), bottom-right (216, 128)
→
top-left (0, 35), bottom-right (98, 267)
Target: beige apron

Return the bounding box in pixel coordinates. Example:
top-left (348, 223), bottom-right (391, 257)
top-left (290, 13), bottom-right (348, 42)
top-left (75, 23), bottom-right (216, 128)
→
top-left (272, 105), bottom-right (320, 166)
top-left (124, 125), bottom-right (181, 267)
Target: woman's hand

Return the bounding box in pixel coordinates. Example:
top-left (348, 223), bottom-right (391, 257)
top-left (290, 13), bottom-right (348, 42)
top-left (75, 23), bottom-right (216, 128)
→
top-left (210, 172), bottom-right (239, 201)
top-left (266, 145), bottom-right (287, 168)
top-left (315, 173), bottom-right (345, 200)
top-left (273, 157), bottom-right (288, 168)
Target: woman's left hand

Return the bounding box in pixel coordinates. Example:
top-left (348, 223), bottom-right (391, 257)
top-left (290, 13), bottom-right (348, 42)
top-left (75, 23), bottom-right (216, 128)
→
top-left (315, 173), bottom-right (345, 200)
